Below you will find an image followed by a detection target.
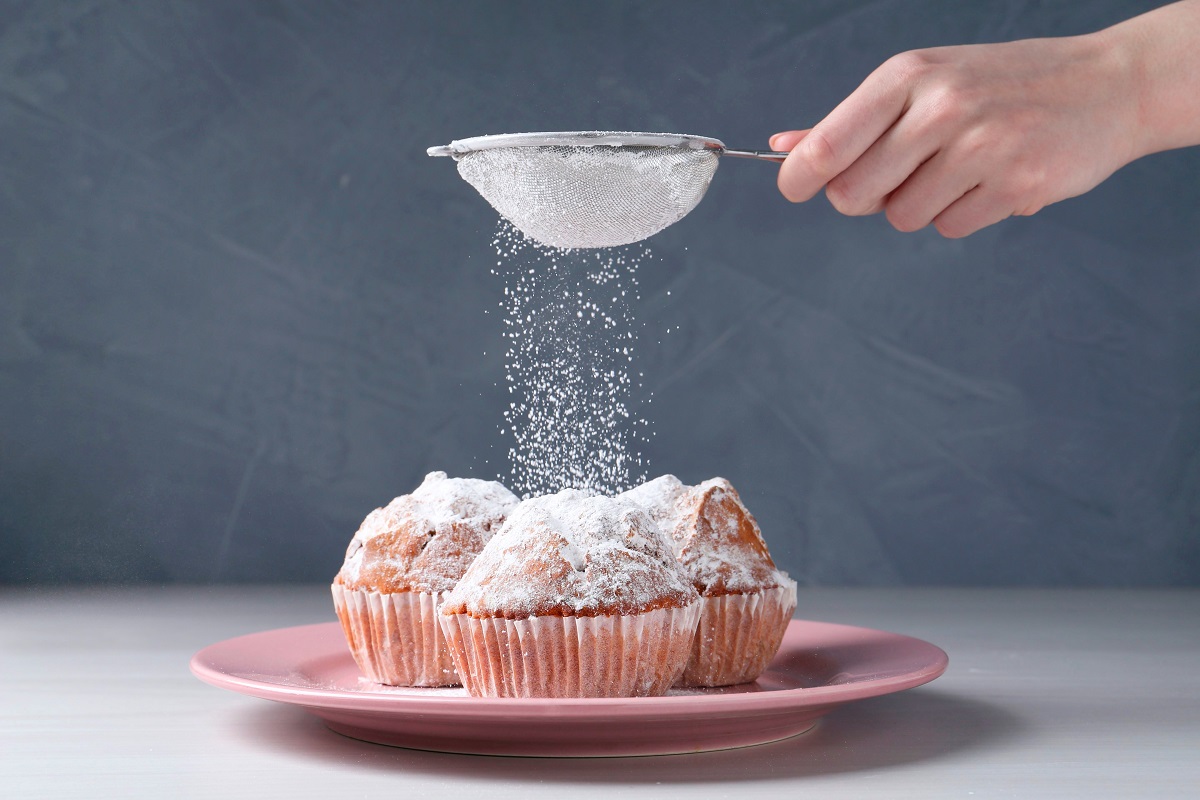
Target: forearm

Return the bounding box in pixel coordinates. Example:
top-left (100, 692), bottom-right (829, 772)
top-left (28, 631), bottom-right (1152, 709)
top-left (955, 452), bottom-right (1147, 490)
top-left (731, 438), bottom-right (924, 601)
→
top-left (1103, 0), bottom-right (1200, 157)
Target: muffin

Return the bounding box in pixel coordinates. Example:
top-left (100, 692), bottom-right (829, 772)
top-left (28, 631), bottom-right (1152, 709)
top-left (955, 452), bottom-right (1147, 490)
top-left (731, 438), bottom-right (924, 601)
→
top-left (331, 471), bottom-right (518, 686)
top-left (619, 475), bottom-right (797, 687)
top-left (438, 489), bottom-right (701, 698)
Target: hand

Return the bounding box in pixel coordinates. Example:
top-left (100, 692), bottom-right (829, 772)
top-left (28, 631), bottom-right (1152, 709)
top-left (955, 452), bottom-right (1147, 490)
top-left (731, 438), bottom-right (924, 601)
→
top-left (772, 34), bottom-right (1141, 238)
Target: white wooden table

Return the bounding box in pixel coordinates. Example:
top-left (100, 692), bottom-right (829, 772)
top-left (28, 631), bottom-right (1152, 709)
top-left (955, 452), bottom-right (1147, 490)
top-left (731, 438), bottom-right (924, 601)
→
top-left (2, 587), bottom-right (1197, 798)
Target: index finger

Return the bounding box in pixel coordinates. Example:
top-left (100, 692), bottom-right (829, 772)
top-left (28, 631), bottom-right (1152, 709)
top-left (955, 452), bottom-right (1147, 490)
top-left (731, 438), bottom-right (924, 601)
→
top-left (778, 61), bottom-right (912, 203)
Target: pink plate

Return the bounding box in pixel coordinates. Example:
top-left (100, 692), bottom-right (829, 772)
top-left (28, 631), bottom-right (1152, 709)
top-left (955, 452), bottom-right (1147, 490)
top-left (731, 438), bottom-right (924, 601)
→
top-left (190, 619), bottom-right (947, 757)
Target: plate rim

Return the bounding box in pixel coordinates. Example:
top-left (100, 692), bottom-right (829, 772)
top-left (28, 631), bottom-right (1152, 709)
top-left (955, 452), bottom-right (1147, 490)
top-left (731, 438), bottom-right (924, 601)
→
top-left (190, 619), bottom-right (948, 715)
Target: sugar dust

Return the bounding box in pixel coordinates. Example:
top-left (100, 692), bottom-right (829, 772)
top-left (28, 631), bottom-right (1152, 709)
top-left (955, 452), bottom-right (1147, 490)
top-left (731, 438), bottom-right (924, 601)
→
top-left (491, 221), bottom-right (653, 497)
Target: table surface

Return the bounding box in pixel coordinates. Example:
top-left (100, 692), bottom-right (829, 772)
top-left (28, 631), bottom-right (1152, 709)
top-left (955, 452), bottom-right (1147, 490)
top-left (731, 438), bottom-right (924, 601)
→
top-left (2, 587), bottom-right (1197, 799)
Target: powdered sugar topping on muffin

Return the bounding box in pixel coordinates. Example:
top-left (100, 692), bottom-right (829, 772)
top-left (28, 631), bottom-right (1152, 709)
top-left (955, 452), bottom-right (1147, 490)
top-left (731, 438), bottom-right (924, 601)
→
top-left (442, 489), bottom-right (698, 618)
top-left (619, 474), bottom-right (687, 529)
top-left (337, 471), bottom-right (519, 592)
top-left (619, 475), bottom-right (790, 596)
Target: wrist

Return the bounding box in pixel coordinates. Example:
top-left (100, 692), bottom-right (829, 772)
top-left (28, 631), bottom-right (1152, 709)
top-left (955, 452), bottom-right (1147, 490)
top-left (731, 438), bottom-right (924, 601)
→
top-left (1097, 0), bottom-right (1200, 159)
top-left (1081, 25), bottom-right (1148, 166)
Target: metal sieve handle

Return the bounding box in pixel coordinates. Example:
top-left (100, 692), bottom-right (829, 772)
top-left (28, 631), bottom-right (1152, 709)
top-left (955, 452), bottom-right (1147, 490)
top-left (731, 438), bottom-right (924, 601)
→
top-left (720, 148), bottom-right (790, 163)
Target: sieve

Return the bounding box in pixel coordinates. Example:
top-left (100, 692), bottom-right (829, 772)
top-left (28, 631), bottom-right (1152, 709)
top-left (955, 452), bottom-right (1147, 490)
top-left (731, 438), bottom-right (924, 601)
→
top-left (427, 131), bottom-right (789, 249)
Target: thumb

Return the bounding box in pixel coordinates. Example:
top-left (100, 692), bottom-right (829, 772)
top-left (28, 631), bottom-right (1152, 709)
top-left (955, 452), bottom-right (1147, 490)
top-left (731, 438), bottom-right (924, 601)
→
top-left (769, 129), bottom-right (811, 152)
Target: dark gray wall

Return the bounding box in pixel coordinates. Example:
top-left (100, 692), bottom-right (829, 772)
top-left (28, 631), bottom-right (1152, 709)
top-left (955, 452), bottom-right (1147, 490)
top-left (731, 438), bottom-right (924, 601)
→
top-left (2, 1), bottom-right (1197, 586)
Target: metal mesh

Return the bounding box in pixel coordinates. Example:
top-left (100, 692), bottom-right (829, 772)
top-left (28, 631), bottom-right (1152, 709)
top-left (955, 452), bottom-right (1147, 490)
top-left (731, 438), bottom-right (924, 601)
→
top-left (455, 145), bottom-right (720, 249)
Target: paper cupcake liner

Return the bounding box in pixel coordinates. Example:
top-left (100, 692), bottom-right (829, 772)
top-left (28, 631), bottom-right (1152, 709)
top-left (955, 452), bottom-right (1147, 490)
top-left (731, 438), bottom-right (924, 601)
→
top-left (677, 579), bottom-right (798, 687)
top-left (331, 583), bottom-right (459, 687)
top-left (439, 603), bottom-right (701, 698)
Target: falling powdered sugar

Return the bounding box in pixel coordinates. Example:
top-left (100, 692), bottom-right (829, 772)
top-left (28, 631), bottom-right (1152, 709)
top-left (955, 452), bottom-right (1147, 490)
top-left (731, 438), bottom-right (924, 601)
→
top-left (492, 221), bottom-right (653, 497)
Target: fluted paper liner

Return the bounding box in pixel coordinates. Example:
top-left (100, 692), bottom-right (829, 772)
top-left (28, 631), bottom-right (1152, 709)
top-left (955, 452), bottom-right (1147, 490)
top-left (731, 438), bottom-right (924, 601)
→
top-left (331, 583), bottom-right (458, 687)
top-left (677, 580), bottom-right (798, 687)
top-left (439, 603), bottom-right (701, 698)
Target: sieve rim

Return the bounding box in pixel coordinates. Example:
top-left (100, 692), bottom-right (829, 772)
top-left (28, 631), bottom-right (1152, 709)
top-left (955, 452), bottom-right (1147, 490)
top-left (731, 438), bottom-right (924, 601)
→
top-left (426, 131), bottom-right (725, 159)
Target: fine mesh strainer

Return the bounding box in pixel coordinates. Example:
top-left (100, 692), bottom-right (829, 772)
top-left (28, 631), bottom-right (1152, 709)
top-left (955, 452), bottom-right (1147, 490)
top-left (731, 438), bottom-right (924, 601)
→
top-left (427, 131), bottom-right (788, 249)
